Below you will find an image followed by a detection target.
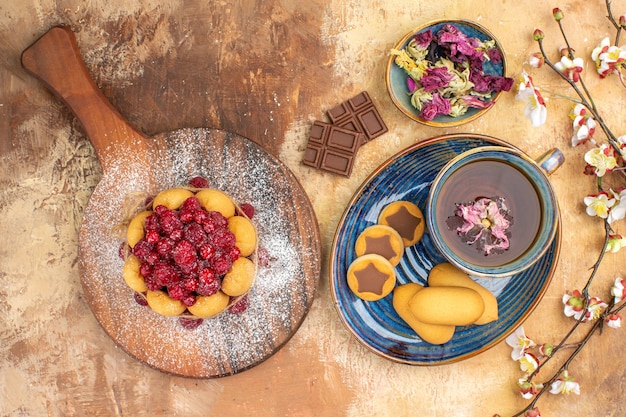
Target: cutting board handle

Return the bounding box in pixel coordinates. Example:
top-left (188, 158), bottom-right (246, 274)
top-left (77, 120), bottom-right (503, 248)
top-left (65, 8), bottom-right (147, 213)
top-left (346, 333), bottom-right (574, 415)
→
top-left (21, 26), bottom-right (151, 171)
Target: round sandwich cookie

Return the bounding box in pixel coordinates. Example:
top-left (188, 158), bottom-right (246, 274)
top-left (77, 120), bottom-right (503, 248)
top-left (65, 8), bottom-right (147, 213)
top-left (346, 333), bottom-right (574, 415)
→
top-left (378, 201), bottom-right (425, 247)
top-left (347, 254), bottom-right (396, 301)
top-left (355, 224), bottom-right (405, 266)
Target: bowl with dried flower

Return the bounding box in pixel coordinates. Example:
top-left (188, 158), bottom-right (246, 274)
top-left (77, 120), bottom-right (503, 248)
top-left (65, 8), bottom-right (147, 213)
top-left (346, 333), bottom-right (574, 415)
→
top-left (386, 20), bottom-right (514, 126)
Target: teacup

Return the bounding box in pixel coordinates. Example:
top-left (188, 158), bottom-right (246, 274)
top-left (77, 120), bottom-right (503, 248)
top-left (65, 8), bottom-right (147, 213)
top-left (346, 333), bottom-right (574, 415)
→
top-left (426, 146), bottom-right (563, 278)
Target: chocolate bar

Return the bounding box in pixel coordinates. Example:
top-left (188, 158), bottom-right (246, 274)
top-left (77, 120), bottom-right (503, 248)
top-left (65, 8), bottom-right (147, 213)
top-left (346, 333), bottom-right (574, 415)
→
top-left (327, 91), bottom-right (388, 142)
top-left (302, 91), bottom-right (388, 177)
top-left (302, 121), bottom-right (363, 177)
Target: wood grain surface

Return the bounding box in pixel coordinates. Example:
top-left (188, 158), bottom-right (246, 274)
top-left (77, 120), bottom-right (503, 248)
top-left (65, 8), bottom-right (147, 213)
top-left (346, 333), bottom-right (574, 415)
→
top-left (1, 0), bottom-right (625, 416)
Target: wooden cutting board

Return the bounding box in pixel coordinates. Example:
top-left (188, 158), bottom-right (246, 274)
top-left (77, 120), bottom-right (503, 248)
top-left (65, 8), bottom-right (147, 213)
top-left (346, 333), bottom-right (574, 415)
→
top-left (21, 26), bottom-right (321, 378)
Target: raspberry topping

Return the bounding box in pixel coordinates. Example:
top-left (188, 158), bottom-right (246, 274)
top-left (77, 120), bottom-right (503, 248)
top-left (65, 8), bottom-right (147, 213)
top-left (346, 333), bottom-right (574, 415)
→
top-left (184, 223), bottom-right (207, 246)
top-left (181, 196), bottom-right (202, 212)
top-left (156, 237), bottom-right (175, 258)
top-left (125, 185), bottom-right (257, 325)
top-left (238, 203), bottom-right (255, 219)
top-left (143, 214), bottom-right (160, 232)
top-left (139, 262), bottom-right (153, 278)
top-left (168, 284), bottom-right (186, 301)
top-left (132, 239), bottom-right (153, 262)
top-left (188, 176), bottom-right (210, 188)
top-left (159, 209), bottom-right (183, 235)
top-left (172, 240), bottom-right (197, 266)
top-left (228, 295), bottom-right (249, 314)
top-left (179, 316), bottom-right (204, 329)
top-left (134, 292), bottom-right (149, 306)
top-left (118, 242), bottom-right (129, 259)
top-left (257, 246), bottom-right (276, 268)
top-left (212, 254), bottom-right (233, 276)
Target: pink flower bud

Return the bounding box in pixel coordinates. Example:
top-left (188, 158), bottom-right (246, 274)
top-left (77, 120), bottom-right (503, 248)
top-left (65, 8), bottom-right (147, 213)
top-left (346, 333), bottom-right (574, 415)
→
top-left (533, 29), bottom-right (544, 41)
top-left (606, 313), bottom-right (622, 328)
top-left (519, 379), bottom-right (543, 399)
top-left (620, 14), bottom-right (626, 27)
top-left (553, 8), bottom-right (564, 21)
top-left (539, 343), bottom-right (554, 357)
top-left (529, 52), bottom-right (544, 68)
top-left (525, 407), bottom-right (542, 417)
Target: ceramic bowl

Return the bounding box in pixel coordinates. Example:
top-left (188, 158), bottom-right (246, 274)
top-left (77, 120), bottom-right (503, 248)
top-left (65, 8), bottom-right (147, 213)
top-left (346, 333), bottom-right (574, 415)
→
top-left (386, 20), bottom-right (508, 127)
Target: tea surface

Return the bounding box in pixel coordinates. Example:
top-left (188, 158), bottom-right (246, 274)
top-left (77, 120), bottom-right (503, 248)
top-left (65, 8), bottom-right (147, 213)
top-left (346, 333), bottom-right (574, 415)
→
top-left (434, 160), bottom-right (541, 267)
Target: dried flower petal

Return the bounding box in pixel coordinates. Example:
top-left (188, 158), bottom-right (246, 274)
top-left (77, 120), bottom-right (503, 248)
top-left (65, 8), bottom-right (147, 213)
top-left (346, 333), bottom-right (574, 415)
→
top-left (414, 29), bottom-right (434, 48)
top-left (420, 92), bottom-right (451, 120)
top-left (421, 66), bottom-right (455, 92)
top-left (446, 197), bottom-right (512, 256)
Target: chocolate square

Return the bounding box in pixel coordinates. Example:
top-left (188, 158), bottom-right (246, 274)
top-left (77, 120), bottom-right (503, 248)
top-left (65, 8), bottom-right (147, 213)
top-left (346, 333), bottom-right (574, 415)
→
top-left (301, 91), bottom-right (388, 178)
top-left (301, 121), bottom-right (362, 177)
top-left (327, 91), bottom-right (388, 142)
top-left (302, 143), bottom-right (323, 168)
top-left (320, 148), bottom-right (355, 177)
top-left (308, 122), bottom-right (328, 145)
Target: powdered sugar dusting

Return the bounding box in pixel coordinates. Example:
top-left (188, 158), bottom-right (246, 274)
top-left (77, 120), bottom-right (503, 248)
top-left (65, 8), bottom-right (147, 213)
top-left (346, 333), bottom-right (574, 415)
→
top-left (79, 128), bottom-right (321, 377)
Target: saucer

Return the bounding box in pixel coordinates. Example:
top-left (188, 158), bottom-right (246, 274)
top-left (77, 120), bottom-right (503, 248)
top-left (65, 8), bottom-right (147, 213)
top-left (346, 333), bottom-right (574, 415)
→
top-left (330, 134), bottom-right (560, 365)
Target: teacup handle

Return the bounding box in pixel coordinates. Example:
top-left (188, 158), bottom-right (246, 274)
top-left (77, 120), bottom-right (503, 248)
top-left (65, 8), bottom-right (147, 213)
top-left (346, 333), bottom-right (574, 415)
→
top-left (535, 148), bottom-right (564, 176)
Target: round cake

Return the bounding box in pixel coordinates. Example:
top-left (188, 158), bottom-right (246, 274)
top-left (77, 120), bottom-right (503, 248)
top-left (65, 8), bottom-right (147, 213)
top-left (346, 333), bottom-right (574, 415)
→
top-left (121, 177), bottom-right (258, 325)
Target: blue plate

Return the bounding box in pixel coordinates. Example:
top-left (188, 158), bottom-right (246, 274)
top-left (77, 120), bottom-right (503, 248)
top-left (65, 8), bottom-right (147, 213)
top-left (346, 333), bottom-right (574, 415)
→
top-left (386, 20), bottom-right (508, 127)
top-left (330, 134), bottom-right (560, 365)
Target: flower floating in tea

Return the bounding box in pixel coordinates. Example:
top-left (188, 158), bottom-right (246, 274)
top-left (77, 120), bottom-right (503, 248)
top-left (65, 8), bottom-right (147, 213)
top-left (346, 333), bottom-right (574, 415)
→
top-left (446, 196), bottom-right (513, 256)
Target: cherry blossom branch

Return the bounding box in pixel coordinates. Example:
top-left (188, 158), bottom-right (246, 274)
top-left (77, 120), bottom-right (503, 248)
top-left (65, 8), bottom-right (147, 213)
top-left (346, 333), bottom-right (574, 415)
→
top-left (499, 5), bottom-right (626, 416)
top-left (536, 38), bottom-right (616, 146)
top-left (523, 220), bottom-right (610, 379)
top-left (535, 9), bottom-right (625, 165)
top-left (606, 0), bottom-right (624, 45)
top-left (506, 222), bottom-right (624, 417)
top-left (510, 316), bottom-right (605, 417)
top-left (554, 15), bottom-right (600, 114)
